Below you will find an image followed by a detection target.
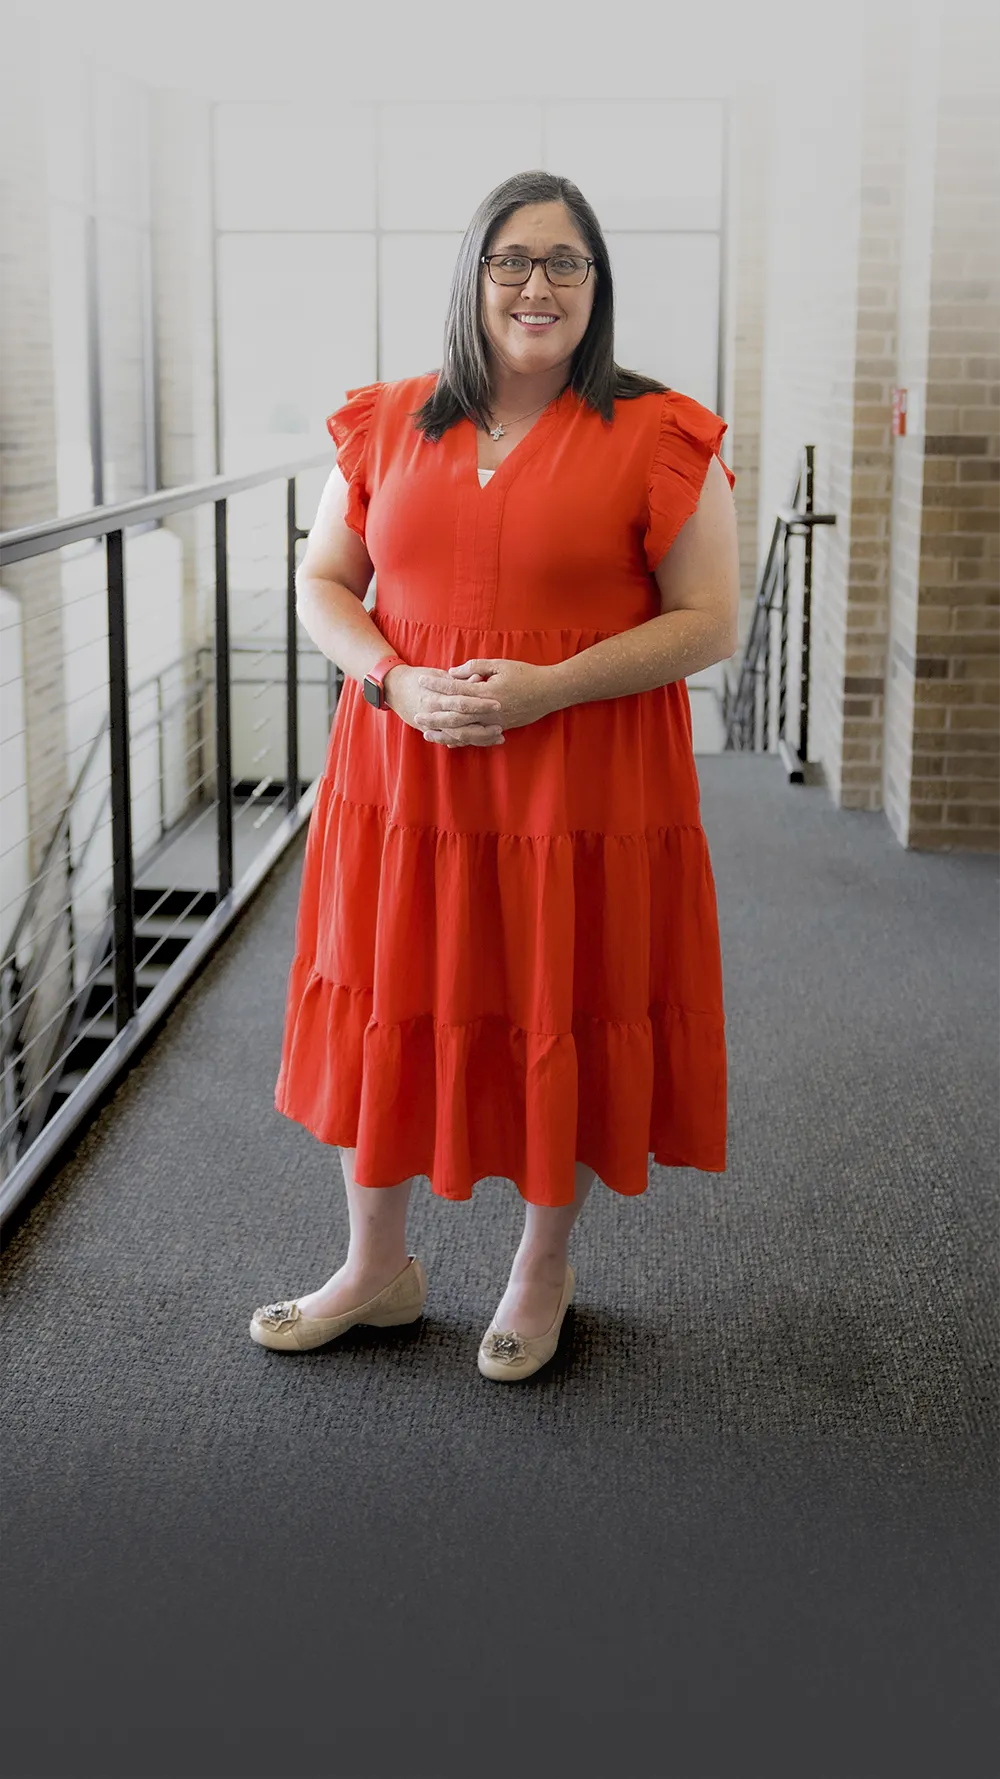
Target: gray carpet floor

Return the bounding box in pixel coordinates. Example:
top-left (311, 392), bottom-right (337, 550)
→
top-left (1, 753), bottom-right (997, 1779)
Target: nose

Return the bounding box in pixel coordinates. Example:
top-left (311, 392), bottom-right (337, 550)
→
top-left (519, 261), bottom-right (552, 298)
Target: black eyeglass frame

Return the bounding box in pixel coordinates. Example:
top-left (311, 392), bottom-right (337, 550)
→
top-left (480, 253), bottom-right (596, 287)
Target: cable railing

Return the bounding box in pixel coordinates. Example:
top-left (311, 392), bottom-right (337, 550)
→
top-left (0, 453), bottom-right (338, 1222)
top-left (723, 445), bottom-right (836, 778)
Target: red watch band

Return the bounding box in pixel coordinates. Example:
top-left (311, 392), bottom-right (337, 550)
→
top-left (362, 652), bottom-right (404, 708)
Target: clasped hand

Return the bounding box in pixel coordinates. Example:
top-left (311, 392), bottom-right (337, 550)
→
top-left (389, 658), bottom-right (556, 748)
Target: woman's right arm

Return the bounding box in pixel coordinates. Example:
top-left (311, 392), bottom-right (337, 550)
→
top-left (295, 464), bottom-right (401, 690)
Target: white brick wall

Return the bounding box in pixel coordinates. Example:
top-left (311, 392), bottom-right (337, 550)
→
top-left (1, 9), bottom-right (73, 1137)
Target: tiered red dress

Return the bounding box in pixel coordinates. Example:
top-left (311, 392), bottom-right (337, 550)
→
top-left (274, 370), bottom-right (736, 1207)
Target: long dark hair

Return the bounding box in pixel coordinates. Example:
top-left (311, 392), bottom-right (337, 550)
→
top-left (407, 170), bottom-right (670, 442)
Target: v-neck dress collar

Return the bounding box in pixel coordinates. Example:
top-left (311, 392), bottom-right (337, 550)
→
top-left (446, 385), bottom-right (580, 625)
top-left (467, 385), bottom-right (576, 493)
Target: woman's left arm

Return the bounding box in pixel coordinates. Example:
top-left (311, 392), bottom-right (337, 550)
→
top-left (442, 455), bottom-right (739, 725)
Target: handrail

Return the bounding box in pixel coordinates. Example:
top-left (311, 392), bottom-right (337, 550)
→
top-left (723, 445), bottom-right (836, 777)
top-left (0, 453), bottom-right (330, 566)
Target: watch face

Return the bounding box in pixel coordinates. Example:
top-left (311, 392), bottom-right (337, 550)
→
top-left (363, 676), bottom-right (380, 707)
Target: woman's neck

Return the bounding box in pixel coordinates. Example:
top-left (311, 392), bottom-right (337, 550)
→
top-left (486, 364), bottom-right (572, 421)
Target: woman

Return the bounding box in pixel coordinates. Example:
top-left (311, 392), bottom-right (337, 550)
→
top-left (252, 169), bottom-right (739, 1381)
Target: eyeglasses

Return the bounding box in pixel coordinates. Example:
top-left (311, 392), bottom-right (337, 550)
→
top-left (481, 253), bottom-right (595, 288)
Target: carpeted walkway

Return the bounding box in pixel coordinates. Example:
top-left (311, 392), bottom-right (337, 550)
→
top-left (1, 753), bottom-right (997, 1779)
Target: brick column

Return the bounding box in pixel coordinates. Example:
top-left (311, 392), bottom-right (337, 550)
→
top-left (885, 1), bottom-right (999, 849)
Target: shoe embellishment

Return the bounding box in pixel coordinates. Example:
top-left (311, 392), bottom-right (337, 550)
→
top-left (256, 1300), bottom-right (301, 1331)
top-left (482, 1328), bottom-right (527, 1364)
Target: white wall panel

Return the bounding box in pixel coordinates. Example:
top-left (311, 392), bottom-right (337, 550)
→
top-left (544, 100), bottom-right (724, 231)
top-left (607, 232), bottom-right (720, 406)
top-left (218, 233), bottom-right (377, 471)
top-left (214, 103), bottom-right (376, 232)
top-left (379, 233), bottom-right (463, 383)
top-left (378, 103), bottom-right (544, 231)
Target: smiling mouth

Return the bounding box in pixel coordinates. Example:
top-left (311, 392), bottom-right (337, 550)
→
top-left (510, 314), bottom-right (560, 327)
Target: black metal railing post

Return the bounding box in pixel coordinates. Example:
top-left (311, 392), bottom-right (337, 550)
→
top-left (65, 824), bottom-right (77, 994)
top-left (285, 478), bottom-right (300, 813)
top-left (778, 530), bottom-right (791, 750)
top-left (194, 647), bottom-right (206, 806)
top-left (156, 670), bottom-right (166, 838)
top-left (1, 958), bottom-right (26, 1155)
top-left (799, 445), bottom-right (816, 767)
top-left (214, 499), bottom-right (233, 899)
top-left (778, 526), bottom-right (792, 751)
top-left (106, 528), bottom-right (137, 1031)
top-left (762, 559), bottom-right (773, 751)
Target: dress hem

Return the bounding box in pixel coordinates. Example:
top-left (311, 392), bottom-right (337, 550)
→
top-left (273, 959), bottom-right (727, 1204)
top-left (272, 1088), bottom-right (727, 1204)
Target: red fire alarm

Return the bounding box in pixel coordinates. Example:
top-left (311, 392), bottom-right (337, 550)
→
top-left (892, 388), bottom-right (908, 437)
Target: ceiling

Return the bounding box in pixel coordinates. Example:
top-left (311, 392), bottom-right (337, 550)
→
top-left (29, 0), bottom-right (820, 103)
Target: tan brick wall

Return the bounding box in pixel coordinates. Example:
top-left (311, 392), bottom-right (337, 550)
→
top-left (836, 0), bottom-right (907, 814)
top-left (887, 0), bottom-right (999, 850)
top-left (740, 0), bottom-right (997, 850)
top-left (885, 0), bottom-right (943, 842)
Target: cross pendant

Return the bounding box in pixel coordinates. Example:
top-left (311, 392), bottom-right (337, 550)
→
top-left (488, 423), bottom-right (505, 440)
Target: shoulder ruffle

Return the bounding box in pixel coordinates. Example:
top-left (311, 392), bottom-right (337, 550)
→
top-left (643, 391), bottom-right (735, 574)
top-left (326, 381), bottom-right (387, 542)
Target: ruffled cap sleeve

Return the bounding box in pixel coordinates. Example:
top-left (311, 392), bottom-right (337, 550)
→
top-left (326, 381), bottom-right (386, 542)
top-left (643, 391), bottom-right (736, 574)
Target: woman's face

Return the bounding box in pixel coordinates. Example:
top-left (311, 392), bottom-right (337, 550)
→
top-left (480, 200), bottom-right (596, 386)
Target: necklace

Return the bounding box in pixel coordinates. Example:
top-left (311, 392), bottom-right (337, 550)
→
top-left (483, 384), bottom-right (569, 441)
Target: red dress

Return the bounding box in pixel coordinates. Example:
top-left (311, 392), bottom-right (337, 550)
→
top-left (275, 371), bottom-right (736, 1207)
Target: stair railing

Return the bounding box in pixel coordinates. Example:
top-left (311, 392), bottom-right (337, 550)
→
top-left (723, 445), bottom-right (836, 779)
top-left (0, 450), bottom-right (331, 1219)
top-left (0, 652), bottom-right (209, 1164)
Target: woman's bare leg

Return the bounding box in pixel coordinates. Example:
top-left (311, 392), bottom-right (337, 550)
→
top-left (492, 1161), bottom-right (597, 1337)
top-left (294, 1146), bottom-right (416, 1318)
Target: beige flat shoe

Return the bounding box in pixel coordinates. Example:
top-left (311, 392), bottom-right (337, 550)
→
top-left (249, 1256), bottom-right (427, 1352)
top-left (477, 1264), bottom-right (575, 1382)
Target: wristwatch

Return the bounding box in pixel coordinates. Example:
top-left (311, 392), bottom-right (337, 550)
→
top-left (362, 652), bottom-right (405, 709)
